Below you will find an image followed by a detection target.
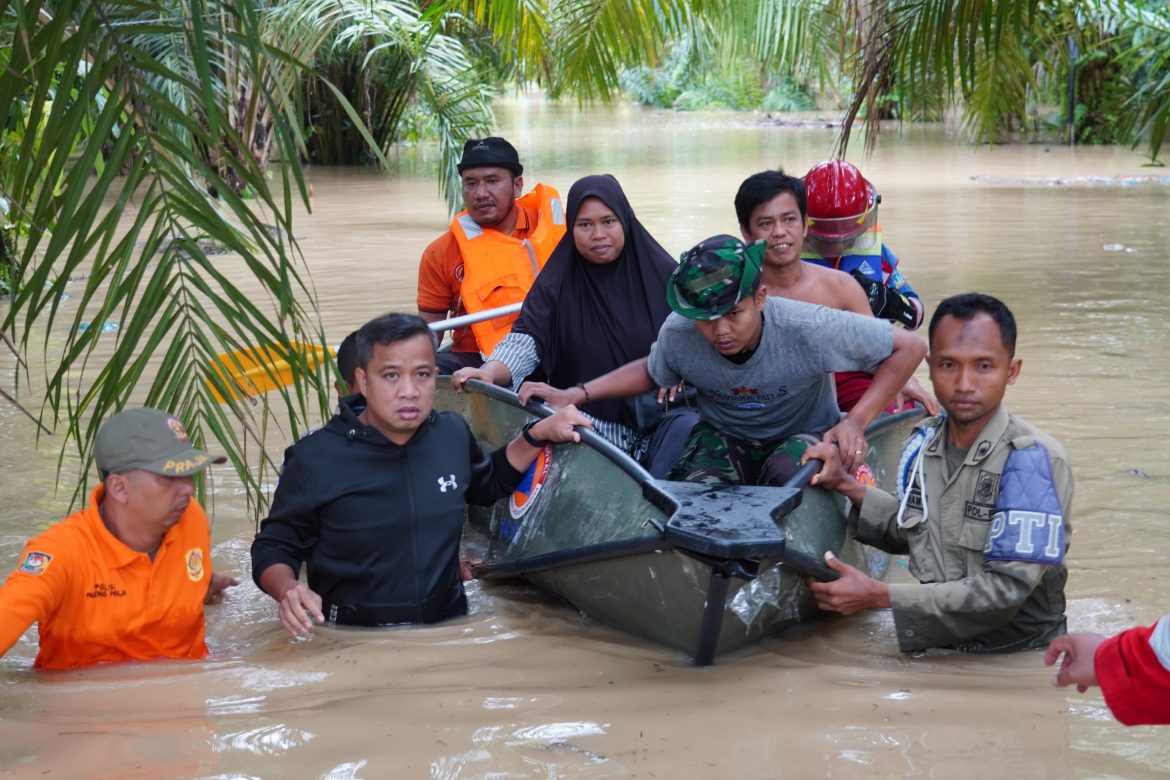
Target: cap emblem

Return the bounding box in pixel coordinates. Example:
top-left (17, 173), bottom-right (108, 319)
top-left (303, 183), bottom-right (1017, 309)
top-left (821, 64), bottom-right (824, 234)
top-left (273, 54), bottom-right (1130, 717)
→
top-left (167, 417), bottom-right (189, 442)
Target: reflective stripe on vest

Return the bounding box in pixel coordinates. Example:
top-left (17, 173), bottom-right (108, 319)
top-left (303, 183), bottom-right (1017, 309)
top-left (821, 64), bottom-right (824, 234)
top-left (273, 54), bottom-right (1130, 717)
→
top-left (451, 182), bottom-right (565, 357)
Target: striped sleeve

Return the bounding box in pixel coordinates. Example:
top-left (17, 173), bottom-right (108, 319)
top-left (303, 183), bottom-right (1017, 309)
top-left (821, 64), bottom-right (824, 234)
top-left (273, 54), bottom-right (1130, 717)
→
top-left (488, 334), bottom-right (644, 460)
top-left (489, 332), bottom-right (541, 390)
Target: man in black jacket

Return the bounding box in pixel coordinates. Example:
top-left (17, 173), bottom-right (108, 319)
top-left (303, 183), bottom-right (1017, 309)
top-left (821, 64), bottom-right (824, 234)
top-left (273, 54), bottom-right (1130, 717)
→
top-left (251, 313), bottom-right (590, 635)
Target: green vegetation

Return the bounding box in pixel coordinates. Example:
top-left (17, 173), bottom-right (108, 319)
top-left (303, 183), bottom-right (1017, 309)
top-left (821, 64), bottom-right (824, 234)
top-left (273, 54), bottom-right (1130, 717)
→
top-left (0, 0), bottom-right (336, 510)
top-left (836, 0), bottom-right (1170, 159)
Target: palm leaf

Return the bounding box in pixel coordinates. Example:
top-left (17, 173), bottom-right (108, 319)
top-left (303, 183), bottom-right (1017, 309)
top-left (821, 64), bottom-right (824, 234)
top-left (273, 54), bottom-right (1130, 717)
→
top-left (1, 0), bottom-right (332, 515)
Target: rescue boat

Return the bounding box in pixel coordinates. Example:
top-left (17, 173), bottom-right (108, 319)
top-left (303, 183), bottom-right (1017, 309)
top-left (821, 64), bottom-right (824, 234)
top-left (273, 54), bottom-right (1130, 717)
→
top-left (436, 380), bottom-right (923, 665)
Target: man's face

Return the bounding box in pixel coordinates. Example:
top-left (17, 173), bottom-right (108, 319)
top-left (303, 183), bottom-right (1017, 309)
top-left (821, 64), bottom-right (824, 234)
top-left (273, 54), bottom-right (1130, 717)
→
top-left (356, 334), bottom-right (437, 445)
top-left (119, 469), bottom-right (196, 531)
top-left (693, 287), bottom-right (767, 356)
top-left (740, 192), bottom-right (806, 269)
top-left (928, 313), bottom-right (1021, 430)
top-left (461, 167), bottom-right (522, 228)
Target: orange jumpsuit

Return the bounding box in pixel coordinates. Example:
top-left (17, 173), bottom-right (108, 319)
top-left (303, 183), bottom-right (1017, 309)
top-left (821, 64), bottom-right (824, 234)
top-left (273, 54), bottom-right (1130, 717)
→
top-left (0, 484), bottom-right (211, 669)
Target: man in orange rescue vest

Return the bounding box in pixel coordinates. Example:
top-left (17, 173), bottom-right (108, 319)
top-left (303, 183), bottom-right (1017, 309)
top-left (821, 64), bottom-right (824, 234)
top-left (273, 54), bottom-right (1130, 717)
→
top-left (0, 408), bottom-right (238, 669)
top-left (417, 136), bottom-right (566, 374)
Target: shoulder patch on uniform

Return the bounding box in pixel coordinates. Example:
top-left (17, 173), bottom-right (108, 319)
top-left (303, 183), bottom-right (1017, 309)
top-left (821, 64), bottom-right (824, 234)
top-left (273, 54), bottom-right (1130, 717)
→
top-left (185, 548), bottom-right (205, 581)
top-left (19, 551), bottom-right (53, 575)
top-left (984, 444), bottom-right (1065, 566)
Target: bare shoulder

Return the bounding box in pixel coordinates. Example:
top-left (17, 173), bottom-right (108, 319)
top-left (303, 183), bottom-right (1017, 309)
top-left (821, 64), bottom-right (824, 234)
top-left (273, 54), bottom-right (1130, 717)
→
top-left (802, 263), bottom-right (871, 315)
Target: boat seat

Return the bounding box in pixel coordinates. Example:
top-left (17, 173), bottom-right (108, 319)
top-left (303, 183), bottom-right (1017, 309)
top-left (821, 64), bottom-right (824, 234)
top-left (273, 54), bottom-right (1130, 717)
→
top-left (647, 480), bottom-right (799, 559)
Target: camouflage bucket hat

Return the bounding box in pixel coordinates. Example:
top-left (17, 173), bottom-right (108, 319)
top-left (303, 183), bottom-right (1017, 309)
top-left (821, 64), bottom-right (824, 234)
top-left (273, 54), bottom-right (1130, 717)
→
top-left (666, 235), bottom-right (766, 320)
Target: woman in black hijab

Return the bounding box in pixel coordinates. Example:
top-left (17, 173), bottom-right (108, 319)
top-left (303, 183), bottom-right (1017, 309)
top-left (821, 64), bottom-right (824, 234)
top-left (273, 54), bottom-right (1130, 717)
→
top-left (452, 174), bottom-right (696, 476)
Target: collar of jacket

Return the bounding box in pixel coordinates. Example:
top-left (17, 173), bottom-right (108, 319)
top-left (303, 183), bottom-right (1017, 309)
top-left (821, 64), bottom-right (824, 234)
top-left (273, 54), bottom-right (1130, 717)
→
top-left (327, 393), bottom-right (438, 446)
top-left (923, 404), bottom-right (1010, 466)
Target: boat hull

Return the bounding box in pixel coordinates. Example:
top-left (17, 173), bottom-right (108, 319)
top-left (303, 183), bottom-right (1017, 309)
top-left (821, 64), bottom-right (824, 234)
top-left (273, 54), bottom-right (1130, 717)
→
top-left (436, 381), bottom-right (921, 663)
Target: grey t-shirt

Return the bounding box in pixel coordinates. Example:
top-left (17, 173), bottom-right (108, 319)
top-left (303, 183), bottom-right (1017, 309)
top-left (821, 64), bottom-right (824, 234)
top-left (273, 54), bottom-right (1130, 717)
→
top-left (646, 296), bottom-right (893, 441)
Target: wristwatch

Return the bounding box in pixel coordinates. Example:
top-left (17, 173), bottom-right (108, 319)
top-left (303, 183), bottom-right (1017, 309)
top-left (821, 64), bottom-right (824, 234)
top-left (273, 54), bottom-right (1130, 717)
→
top-left (521, 420), bottom-right (552, 448)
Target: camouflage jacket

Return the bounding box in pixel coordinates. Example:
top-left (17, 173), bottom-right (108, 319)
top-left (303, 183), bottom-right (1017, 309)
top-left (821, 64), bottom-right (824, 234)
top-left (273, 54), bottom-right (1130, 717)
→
top-left (854, 406), bottom-right (1074, 653)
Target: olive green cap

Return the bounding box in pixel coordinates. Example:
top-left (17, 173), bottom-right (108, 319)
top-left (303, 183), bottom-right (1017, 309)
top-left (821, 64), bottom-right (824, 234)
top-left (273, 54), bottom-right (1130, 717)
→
top-left (666, 235), bottom-right (766, 320)
top-left (94, 408), bottom-right (226, 477)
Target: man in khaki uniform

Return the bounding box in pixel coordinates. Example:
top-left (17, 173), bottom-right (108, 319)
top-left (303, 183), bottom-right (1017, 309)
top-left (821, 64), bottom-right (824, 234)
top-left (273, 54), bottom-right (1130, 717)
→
top-left (802, 292), bottom-right (1073, 653)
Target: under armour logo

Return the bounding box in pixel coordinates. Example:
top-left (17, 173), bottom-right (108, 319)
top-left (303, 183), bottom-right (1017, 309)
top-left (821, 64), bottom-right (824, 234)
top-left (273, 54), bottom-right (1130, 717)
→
top-left (437, 474), bottom-right (458, 492)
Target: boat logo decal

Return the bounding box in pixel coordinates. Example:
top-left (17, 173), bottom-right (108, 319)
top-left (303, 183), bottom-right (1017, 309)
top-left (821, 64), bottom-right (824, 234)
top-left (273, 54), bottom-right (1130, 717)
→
top-left (437, 474), bottom-right (458, 493)
top-left (508, 445), bottom-right (552, 521)
top-left (854, 463), bottom-right (876, 487)
top-left (19, 551), bottom-right (52, 575)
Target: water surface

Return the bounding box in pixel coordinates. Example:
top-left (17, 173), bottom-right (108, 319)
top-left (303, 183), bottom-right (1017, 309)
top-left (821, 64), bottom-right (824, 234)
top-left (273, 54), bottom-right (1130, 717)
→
top-left (2, 101), bottom-right (1169, 778)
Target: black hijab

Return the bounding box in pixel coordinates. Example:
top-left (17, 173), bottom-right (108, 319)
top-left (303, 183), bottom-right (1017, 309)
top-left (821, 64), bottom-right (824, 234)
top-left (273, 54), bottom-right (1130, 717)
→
top-left (512, 174), bottom-right (676, 429)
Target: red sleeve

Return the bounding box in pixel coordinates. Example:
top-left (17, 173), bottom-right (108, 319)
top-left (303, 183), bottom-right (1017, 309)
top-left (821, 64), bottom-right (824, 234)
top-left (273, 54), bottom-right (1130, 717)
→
top-left (417, 232), bottom-right (460, 314)
top-left (1095, 617), bottom-right (1170, 726)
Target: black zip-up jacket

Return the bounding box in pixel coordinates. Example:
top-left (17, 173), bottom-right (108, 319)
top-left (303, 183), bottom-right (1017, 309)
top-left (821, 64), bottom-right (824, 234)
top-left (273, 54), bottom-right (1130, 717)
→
top-left (250, 395), bottom-right (524, 625)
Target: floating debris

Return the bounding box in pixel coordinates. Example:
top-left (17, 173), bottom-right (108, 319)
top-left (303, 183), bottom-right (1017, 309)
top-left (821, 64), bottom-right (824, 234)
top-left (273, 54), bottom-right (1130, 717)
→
top-left (1128, 468), bottom-right (1148, 478)
top-left (1103, 244), bottom-right (1138, 253)
top-left (970, 174), bottom-right (1170, 187)
top-left (78, 321), bottom-right (120, 333)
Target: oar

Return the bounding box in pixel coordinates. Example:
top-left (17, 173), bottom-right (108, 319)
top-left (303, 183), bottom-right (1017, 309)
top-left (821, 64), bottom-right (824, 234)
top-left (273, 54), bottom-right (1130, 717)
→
top-left (206, 303), bottom-right (524, 403)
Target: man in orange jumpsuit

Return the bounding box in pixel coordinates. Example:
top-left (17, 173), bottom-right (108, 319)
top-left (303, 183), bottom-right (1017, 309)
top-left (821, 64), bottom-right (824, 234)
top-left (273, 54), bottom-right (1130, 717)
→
top-left (417, 136), bottom-right (565, 374)
top-left (0, 408), bottom-right (237, 669)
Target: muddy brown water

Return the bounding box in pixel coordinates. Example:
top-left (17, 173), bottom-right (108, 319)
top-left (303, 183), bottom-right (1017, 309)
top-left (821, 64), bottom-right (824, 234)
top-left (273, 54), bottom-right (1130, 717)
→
top-left (2, 101), bottom-right (1169, 778)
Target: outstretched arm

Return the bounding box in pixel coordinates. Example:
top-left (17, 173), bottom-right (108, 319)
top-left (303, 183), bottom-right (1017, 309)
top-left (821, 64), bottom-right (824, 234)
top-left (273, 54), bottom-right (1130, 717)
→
top-left (1050, 618), bottom-right (1170, 725)
top-left (825, 327), bottom-right (926, 470)
top-left (451, 360), bottom-right (513, 392)
top-left (1045, 633), bottom-right (1105, 692)
top-left (503, 405), bottom-right (594, 472)
top-left (517, 358), bottom-right (656, 410)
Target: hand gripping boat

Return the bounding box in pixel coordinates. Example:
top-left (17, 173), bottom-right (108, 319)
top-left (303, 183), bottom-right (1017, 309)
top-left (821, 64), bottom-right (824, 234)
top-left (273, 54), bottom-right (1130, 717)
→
top-left (436, 380), bottom-right (924, 666)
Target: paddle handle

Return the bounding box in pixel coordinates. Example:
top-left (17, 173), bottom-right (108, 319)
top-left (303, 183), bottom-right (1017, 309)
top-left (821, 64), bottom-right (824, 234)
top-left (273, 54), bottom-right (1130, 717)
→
top-left (427, 303), bottom-right (523, 333)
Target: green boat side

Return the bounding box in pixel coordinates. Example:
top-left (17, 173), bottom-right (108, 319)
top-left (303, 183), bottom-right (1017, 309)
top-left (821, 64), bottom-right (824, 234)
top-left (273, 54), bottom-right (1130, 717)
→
top-left (434, 379), bottom-right (923, 663)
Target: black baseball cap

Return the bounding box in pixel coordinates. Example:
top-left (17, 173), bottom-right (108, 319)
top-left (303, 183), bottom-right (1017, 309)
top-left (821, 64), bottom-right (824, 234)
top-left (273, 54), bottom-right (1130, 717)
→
top-left (457, 137), bottom-right (523, 176)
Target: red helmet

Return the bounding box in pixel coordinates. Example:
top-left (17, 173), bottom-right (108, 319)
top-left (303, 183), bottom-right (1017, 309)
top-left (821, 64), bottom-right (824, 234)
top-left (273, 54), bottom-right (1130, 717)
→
top-left (803, 159), bottom-right (878, 246)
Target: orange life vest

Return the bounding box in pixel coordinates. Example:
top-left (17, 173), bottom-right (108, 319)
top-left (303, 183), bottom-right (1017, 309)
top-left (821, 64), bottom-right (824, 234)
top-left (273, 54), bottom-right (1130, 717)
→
top-left (451, 183), bottom-right (565, 357)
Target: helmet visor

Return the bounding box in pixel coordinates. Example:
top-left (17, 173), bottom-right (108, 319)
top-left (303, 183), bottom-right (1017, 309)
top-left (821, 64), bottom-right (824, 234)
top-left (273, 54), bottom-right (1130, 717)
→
top-left (806, 202), bottom-right (878, 242)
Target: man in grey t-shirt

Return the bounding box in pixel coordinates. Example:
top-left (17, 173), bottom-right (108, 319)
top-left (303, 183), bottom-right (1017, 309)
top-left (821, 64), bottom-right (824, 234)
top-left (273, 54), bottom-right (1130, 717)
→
top-left (520, 235), bottom-right (926, 485)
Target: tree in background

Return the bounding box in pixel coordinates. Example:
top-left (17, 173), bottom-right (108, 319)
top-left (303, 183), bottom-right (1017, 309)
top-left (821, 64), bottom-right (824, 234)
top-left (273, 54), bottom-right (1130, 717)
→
top-left (836, 0), bottom-right (1170, 161)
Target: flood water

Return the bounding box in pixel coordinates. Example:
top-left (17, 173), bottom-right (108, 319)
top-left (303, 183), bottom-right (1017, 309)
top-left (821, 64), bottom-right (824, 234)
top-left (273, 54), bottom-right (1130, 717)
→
top-left (2, 99), bottom-right (1170, 778)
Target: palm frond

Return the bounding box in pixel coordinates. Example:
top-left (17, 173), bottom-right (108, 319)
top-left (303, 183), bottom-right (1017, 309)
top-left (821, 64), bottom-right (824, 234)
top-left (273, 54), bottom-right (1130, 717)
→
top-left (1, 0), bottom-right (331, 513)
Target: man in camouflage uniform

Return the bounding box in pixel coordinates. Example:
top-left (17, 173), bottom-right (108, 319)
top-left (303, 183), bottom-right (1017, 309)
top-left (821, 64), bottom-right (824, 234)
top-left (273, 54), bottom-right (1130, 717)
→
top-left (803, 293), bottom-right (1073, 653)
top-left (550, 234), bottom-right (926, 485)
